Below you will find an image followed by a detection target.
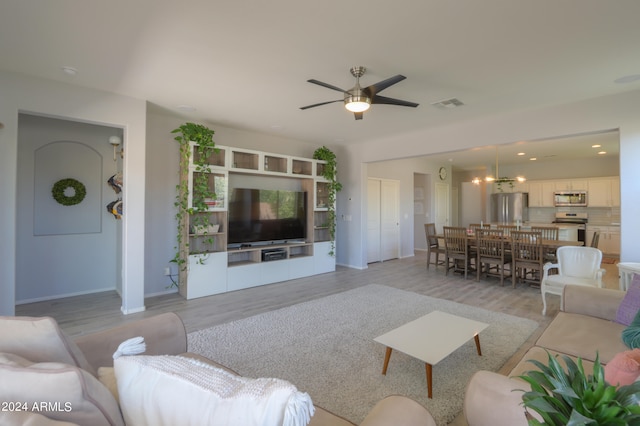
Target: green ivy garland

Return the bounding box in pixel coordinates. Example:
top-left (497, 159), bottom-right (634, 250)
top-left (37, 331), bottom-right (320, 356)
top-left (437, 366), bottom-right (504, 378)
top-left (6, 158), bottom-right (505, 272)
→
top-left (313, 146), bottom-right (343, 256)
top-left (52, 178), bottom-right (86, 206)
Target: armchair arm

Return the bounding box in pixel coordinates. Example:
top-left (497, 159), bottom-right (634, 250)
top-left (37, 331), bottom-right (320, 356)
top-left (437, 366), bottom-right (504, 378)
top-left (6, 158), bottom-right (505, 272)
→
top-left (360, 395), bottom-right (435, 426)
top-left (542, 262), bottom-right (558, 280)
top-left (463, 371), bottom-right (530, 426)
top-left (595, 268), bottom-right (606, 288)
top-left (73, 312), bottom-right (187, 370)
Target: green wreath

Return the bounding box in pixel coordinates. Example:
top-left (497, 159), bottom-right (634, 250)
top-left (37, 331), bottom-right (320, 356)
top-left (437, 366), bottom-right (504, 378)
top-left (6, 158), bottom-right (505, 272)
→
top-left (52, 178), bottom-right (86, 206)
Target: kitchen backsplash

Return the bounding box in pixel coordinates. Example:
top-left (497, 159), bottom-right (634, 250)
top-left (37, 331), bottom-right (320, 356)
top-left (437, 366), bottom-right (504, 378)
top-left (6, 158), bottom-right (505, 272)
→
top-left (528, 207), bottom-right (620, 226)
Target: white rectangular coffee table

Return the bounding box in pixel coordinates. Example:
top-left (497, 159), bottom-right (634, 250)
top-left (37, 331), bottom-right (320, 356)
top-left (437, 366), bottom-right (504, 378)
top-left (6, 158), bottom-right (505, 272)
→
top-left (374, 311), bottom-right (489, 398)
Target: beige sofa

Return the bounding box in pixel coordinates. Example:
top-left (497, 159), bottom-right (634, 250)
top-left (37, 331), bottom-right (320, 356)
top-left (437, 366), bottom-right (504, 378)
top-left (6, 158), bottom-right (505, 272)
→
top-left (463, 285), bottom-right (629, 426)
top-left (0, 312), bottom-right (435, 426)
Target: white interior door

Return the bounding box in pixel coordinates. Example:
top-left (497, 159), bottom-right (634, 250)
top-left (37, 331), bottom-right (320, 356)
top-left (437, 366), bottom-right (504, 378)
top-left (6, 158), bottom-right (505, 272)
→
top-left (380, 180), bottom-right (400, 261)
top-left (367, 178), bottom-right (399, 263)
top-left (435, 182), bottom-right (450, 233)
top-left (367, 179), bottom-right (381, 263)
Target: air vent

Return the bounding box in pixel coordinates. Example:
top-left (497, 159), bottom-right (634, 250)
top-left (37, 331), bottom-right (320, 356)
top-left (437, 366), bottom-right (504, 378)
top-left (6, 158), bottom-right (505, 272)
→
top-left (431, 98), bottom-right (465, 109)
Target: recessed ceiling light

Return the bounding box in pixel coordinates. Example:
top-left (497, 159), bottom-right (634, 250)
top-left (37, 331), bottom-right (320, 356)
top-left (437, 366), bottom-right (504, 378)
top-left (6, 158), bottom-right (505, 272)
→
top-left (614, 74), bottom-right (640, 84)
top-left (529, 157), bottom-right (537, 161)
top-left (598, 151), bottom-right (607, 155)
top-left (592, 144), bottom-right (601, 148)
top-left (61, 66), bottom-right (77, 76)
top-left (517, 152), bottom-right (525, 156)
top-left (176, 105), bottom-right (196, 112)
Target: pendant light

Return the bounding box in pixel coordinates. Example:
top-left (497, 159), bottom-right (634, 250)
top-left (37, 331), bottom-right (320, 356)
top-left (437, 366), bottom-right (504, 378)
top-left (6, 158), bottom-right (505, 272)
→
top-left (483, 146), bottom-right (525, 184)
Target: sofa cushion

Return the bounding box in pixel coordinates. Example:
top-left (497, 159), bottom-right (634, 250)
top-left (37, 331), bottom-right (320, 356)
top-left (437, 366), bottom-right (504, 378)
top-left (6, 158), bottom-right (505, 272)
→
top-left (114, 354), bottom-right (314, 426)
top-left (616, 274), bottom-right (640, 326)
top-left (0, 411), bottom-right (79, 426)
top-left (509, 346), bottom-right (596, 379)
top-left (622, 308), bottom-right (640, 349)
top-left (0, 353), bottom-right (124, 426)
top-left (604, 349), bottom-right (640, 386)
top-left (0, 316), bottom-right (95, 376)
top-left (536, 311), bottom-right (627, 364)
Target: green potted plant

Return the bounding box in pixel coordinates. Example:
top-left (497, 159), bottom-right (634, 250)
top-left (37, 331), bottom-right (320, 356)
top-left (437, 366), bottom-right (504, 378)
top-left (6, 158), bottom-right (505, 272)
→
top-left (170, 122), bottom-right (217, 287)
top-left (313, 146), bottom-right (343, 256)
top-left (518, 351), bottom-right (640, 425)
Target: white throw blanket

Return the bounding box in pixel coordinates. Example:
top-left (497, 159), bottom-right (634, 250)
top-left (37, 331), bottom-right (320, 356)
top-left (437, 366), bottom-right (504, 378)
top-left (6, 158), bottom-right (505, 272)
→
top-left (113, 338), bottom-right (315, 426)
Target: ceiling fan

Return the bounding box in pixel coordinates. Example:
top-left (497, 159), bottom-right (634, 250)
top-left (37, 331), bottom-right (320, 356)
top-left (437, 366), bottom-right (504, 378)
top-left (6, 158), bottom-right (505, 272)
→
top-left (300, 66), bottom-right (419, 120)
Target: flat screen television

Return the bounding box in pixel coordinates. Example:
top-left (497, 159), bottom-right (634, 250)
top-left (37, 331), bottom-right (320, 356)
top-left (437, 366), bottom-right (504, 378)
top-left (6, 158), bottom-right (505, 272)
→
top-left (227, 188), bottom-right (307, 247)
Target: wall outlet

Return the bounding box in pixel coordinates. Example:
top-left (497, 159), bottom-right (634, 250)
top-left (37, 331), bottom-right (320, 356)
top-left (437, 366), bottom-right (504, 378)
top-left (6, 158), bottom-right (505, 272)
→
top-left (164, 267), bottom-right (171, 276)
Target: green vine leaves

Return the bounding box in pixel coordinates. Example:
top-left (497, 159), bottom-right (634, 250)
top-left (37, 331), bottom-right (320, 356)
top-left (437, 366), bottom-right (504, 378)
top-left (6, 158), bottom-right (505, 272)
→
top-left (171, 123), bottom-right (217, 277)
top-left (313, 146), bottom-right (342, 256)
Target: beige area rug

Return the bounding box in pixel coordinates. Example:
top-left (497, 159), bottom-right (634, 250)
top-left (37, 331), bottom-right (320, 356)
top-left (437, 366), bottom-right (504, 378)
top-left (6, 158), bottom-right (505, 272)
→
top-left (188, 284), bottom-right (538, 426)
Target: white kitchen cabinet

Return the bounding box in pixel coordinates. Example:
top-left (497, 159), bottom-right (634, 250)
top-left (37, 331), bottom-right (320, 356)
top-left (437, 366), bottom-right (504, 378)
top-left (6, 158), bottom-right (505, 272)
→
top-left (587, 225), bottom-right (620, 256)
top-left (607, 228), bottom-right (621, 256)
top-left (528, 181), bottom-right (555, 207)
top-left (588, 177), bottom-right (620, 207)
top-left (554, 179), bottom-right (588, 191)
top-left (511, 181), bottom-right (529, 193)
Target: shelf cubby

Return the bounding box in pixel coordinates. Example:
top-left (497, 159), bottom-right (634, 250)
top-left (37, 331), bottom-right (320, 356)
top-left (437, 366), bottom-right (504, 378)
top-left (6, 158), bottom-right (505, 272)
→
top-left (232, 150), bottom-right (259, 171)
top-left (315, 181), bottom-right (330, 210)
top-left (264, 155), bottom-right (288, 174)
top-left (292, 158), bottom-right (313, 176)
top-left (190, 171), bottom-right (227, 210)
top-left (193, 145), bottom-right (226, 167)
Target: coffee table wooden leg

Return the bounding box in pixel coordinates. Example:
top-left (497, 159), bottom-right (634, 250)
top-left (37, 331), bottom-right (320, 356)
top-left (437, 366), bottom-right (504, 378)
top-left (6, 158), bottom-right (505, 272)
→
top-left (425, 363), bottom-right (433, 399)
top-left (474, 333), bottom-right (482, 356)
top-left (381, 347), bottom-right (392, 375)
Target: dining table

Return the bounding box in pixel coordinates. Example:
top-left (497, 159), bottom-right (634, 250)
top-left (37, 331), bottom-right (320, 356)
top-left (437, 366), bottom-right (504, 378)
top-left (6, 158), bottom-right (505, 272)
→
top-left (434, 234), bottom-right (584, 250)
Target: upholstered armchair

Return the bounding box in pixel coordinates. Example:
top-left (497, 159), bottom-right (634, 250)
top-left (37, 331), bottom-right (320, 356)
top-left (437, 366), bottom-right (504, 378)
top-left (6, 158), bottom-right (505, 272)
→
top-left (541, 246), bottom-right (606, 315)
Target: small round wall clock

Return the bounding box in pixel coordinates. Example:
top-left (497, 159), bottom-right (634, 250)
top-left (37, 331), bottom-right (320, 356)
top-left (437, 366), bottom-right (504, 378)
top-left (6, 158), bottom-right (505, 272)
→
top-left (438, 167), bottom-right (447, 180)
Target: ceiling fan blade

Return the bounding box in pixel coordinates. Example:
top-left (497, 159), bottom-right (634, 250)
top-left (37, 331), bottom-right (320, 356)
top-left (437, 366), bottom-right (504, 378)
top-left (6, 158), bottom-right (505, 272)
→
top-left (307, 79), bottom-right (349, 94)
top-left (364, 74), bottom-right (406, 96)
top-left (372, 95), bottom-right (419, 108)
top-left (354, 112), bottom-right (364, 120)
top-left (300, 99), bottom-right (343, 110)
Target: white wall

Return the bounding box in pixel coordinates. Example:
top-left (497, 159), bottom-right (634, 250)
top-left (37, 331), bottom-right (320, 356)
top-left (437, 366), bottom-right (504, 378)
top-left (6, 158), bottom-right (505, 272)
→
top-left (0, 71), bottom-right (147, 315)
top-left (337, 88), bottom-right (640, 270)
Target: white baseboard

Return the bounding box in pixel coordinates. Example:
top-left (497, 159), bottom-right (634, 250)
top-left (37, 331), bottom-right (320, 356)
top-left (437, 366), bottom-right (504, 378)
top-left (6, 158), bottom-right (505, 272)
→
top-left (15, 287), bottom-right (116, 305)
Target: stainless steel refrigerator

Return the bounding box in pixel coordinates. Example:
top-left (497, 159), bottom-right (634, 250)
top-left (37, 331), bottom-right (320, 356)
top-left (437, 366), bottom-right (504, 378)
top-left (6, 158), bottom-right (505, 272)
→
top-left (490, 192), bottom-right (529, 223)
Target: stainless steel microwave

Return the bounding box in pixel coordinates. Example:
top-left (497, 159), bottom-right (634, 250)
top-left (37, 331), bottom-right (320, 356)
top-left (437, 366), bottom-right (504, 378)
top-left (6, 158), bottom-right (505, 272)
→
top-left (554, 191), bottom-right (588, 207)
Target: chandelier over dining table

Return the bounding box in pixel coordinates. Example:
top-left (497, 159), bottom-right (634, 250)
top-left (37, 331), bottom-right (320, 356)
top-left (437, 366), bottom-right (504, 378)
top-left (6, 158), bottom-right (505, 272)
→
top-left (472, 146), bottom-right (526, 186)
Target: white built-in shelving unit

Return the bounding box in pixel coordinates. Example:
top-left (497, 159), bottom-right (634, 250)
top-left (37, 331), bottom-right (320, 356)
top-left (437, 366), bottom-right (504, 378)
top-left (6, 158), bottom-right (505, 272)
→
top-left (179, 144), bottom-right (335, 299)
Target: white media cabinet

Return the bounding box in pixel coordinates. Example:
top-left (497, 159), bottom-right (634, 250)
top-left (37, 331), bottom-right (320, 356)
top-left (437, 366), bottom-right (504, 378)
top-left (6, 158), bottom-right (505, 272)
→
top-left (179, 144), bottom-right (335, 299)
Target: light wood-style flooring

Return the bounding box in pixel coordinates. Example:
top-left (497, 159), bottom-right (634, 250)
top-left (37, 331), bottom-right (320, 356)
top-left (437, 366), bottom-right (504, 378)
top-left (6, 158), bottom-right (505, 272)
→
top-left (16, 251), bottom-right (621, 377)
top-left (16, 252), bottom-right (621, 425)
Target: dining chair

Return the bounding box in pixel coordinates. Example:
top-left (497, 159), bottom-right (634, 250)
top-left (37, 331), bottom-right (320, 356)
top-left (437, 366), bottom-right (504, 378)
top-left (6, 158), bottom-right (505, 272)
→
top-left (590, 231), bottom-right (600, 248)
top-left (496, 224), bottom-right (517, 237)
top-left (475, 228), bottom-right (512, 286)
top-left (531, 226), bottom-right (559, 240)
top-left (532, 226), bottom-right (559, 262)
top-left (469, 223), bottom-right (490, 233)
top-left (510, 231), bottom-right (544, 288)
top-left (540, 246), bottom-right (605, 315)
top-left (424, 223), bottom-right (446, 269)
top-left (443, 226), bottom-right (472, 279)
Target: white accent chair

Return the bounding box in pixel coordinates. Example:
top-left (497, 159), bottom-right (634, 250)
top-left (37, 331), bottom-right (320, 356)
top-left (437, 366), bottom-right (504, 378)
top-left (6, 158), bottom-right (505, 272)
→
top-left (541, 246), bottom-right (605, 315)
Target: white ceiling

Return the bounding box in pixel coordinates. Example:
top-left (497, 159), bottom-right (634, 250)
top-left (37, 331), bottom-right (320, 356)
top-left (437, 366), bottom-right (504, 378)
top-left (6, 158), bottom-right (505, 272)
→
top-left (423, 130), bottom-right (620, 172)
top-left (1, 0), bottom-right (638, 164)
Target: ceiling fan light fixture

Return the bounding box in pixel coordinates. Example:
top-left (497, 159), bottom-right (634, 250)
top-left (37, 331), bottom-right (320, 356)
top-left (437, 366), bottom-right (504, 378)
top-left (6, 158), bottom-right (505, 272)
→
top-left (344, 95), bottom-right (371, 112)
